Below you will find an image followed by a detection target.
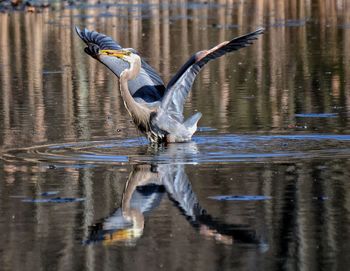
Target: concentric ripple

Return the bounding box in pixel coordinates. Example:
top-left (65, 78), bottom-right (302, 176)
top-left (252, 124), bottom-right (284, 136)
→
top-left (2, 134), bottom-right (350, 166)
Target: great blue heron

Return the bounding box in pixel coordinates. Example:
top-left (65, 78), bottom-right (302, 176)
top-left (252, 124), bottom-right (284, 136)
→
top-left (75, 27), bottom-right (264, 143)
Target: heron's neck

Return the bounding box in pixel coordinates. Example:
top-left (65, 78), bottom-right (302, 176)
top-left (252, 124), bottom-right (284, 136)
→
top-left (119, 55), bottom-right (151, 130)
top-left (123, 54), bottom-right (141, 80)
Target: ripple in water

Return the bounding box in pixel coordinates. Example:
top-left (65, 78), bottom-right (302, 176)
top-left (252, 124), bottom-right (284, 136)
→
top-left (2, 134), bottom-right (350, 166)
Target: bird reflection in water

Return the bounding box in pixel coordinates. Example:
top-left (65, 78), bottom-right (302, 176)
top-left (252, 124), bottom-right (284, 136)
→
top-left (86, 144), bottom-right (267, 248)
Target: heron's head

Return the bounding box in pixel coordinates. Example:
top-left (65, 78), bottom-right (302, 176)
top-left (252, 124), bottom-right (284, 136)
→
top-left (100, 49), bottom-right (141, 79)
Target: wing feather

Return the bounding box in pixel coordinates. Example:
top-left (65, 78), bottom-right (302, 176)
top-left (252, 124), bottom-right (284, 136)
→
top-left (162, 28), bottom-right (264, 122)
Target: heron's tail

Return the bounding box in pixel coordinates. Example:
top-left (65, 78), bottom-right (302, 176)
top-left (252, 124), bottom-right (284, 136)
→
top-left (184, 112), bottom-right (202, 135)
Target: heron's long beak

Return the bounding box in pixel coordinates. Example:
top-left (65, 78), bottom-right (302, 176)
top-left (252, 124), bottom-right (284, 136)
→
top-left (100, 49), bottom-right (131, 59)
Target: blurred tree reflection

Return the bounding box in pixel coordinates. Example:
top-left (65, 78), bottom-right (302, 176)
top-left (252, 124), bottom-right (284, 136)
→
top-left (0, 0), bottom-right (349, 148)
top-left (0, 1), bottom-right (350, 271)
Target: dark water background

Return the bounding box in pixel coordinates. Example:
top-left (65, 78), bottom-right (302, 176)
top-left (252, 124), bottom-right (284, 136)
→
top-left (1, 0), bottom-right (350, 270)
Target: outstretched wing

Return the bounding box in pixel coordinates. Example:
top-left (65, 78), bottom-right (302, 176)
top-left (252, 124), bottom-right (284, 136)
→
top-left (75, 27), bottom-right (166, 103)
top-left (161, 28), bottom-right (264, 122)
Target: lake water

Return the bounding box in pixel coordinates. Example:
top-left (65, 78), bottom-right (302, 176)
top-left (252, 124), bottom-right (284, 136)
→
top-left (1, 0), bottom-right (350, 270)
